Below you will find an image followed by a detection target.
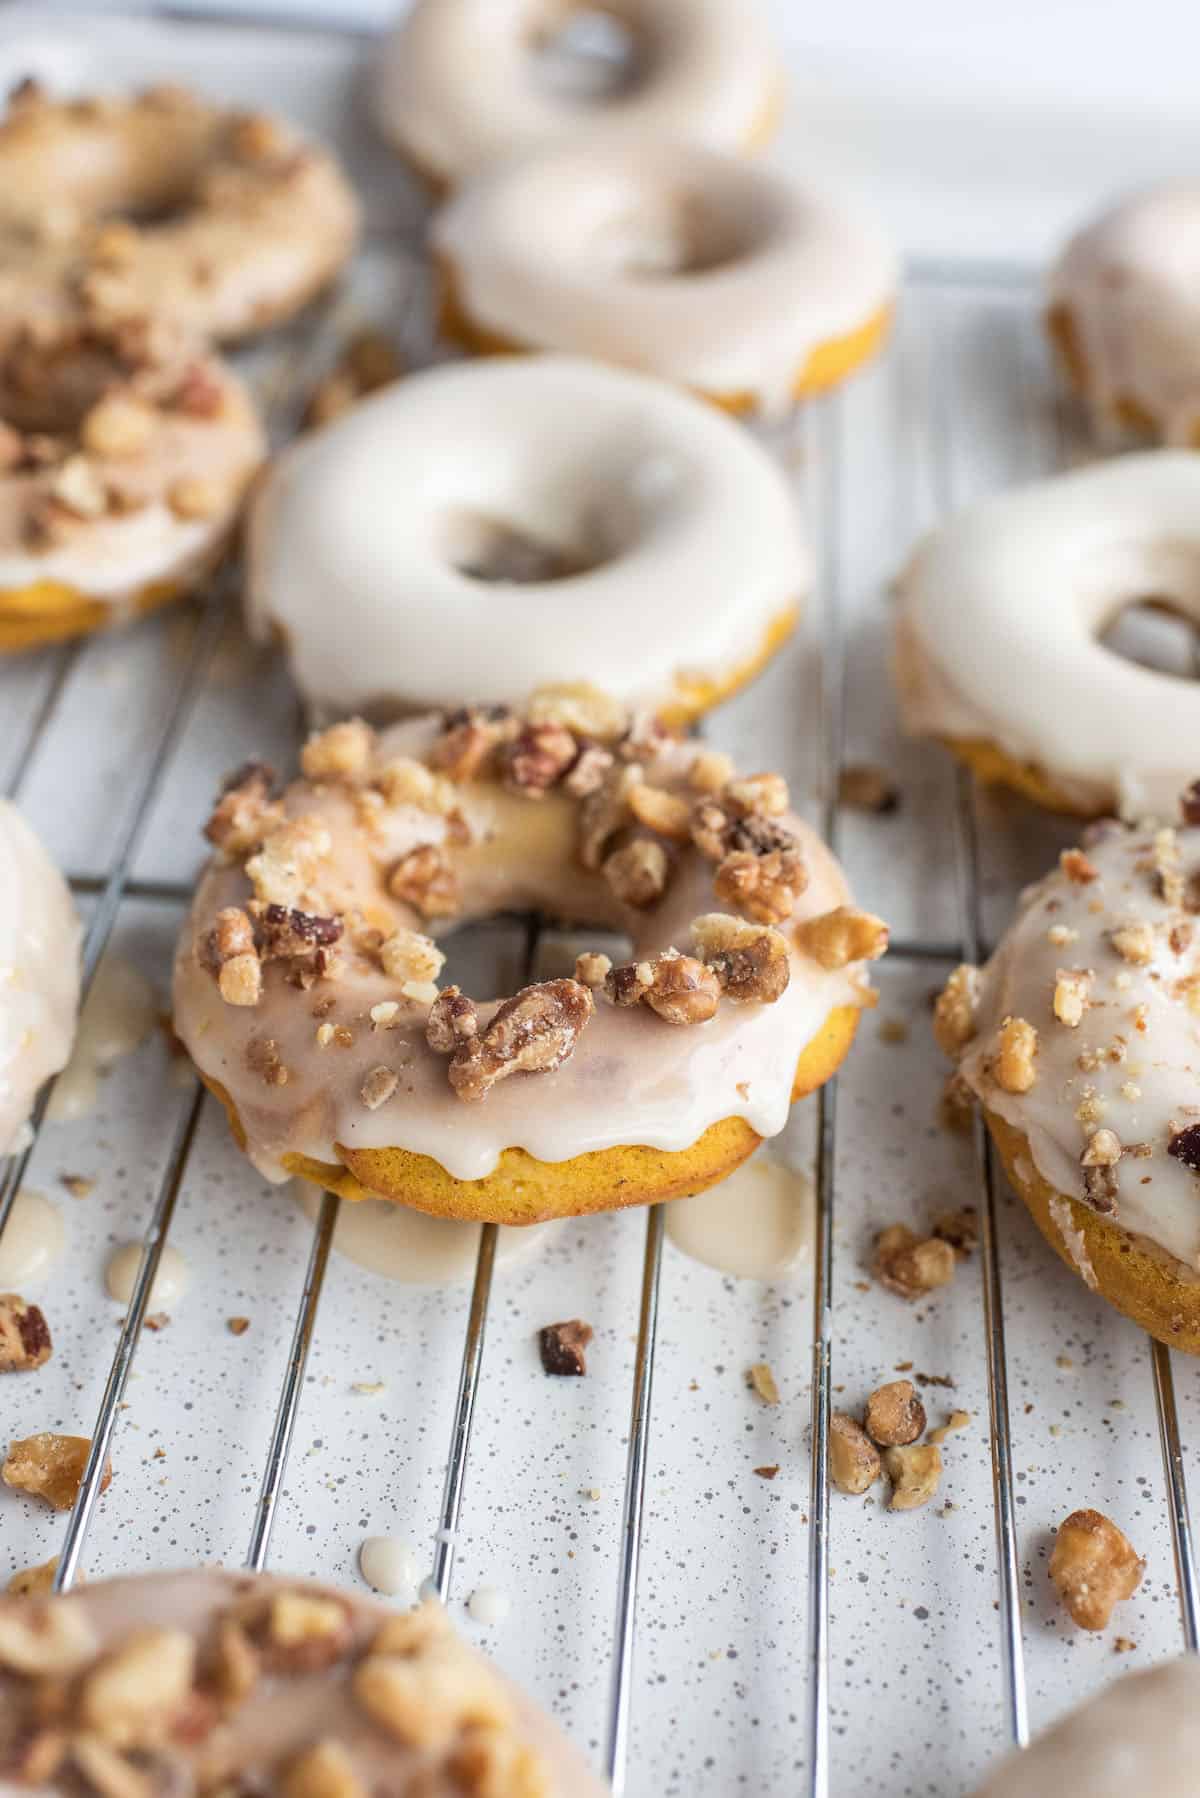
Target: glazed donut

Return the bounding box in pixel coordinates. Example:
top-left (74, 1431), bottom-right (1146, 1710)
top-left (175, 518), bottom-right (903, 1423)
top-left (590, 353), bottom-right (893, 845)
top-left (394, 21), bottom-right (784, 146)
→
top-left (0, 316), bottom-right (264, 653)
top-left (172, 705), bottom-right (885, 1224)
top-left (247, 355), bottom-right (806, 723)
top-left (1049, 182), bottom-right (1200, 445)
top-left (371, 0), bottom-right (781, 190)
top-left (936, 797), bottom-right (1200, 1352)
top-left (974, 1657), bottom-right (1200, 1797)
top-left (432, 142), bottom-right (894, 416)
top-left (0, 1568), bottom-right (607, 1795)
top-left (0, 800), bottom-right (79, 1153)
top-left (0, 80), bottom-right (359, 347)
top-left (894, 451), bottom-right (1200, 818)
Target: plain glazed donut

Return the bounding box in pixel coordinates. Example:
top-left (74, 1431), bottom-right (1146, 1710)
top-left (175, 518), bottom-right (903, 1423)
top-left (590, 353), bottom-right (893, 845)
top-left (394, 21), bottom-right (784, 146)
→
top-left (0, 316), bottom-right (265, 653)
top-left (935, 799), bottom-right (1200, 1352)
top-left (246, 354), bottom-right (806, 724)
top-left (0, 800), bottom-right (79, 1153)
top-left (0, 80), bottom-right (359, 347)
top-left (893, 450), bottom-right (1200, 818)
top-left (1049, 182), bottom-right (1200, 445)
top-left (974, 1657), bottom-right (1200, 1797)
top-left (0, 1568), bottom-right (608, 1795)
top-left (371, 0), bottom-right (781, 190)
top-left (432, 141), bottom-right (894, 416)
top-left (172, 706), bottom-right (885, 1224)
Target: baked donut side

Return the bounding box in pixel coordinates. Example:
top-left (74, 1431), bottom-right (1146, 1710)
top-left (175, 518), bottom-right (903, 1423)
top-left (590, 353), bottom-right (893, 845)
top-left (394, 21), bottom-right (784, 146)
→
top-left (0, 82), bottom-right (360, 348)
top-left (0, 800), bottom-right (79, 1153)
top-left (0, 317), bottom-right (265, 652)
top-left (935, 801), bottom-right (1200, 1350)
top-left (245, 354), bottom-right (806, 722)
top-left (431, 142), bottom-right (895, 416)
top-left (893, 450), bottom-right (1200, 819)
top-left (0, 1568), bottom-right (608, 1795)
top-left (1048, 182), bottom-right (1200, 446)
top-left (370, 0), bottom-right (782, 191)
top-left (172, 704), bottom-right (885, 1224)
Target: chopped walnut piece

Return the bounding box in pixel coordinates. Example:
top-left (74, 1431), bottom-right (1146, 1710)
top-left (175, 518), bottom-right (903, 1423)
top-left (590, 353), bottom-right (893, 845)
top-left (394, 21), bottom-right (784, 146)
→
top-left (691, 912), bottom-right (790, 1004)
top-left (747, 1362), bottom-right (780, 1405)
top-left (446, 1725), bottom-right (548, 1797)
top-left (168, 475), bottom-right (224, 520)
top-left (2, 1434), bottom-right (110, 1512)
top-left (1081, 1127), bottom-right (1122, 1212)
top-left (69, 1734), bottom-right (148, 1798)
top-left (255, 904), bottom-right (343, 970)
top-left (926, 1409), bottom-right (971, 1446)
top-left (688, 748), bottom-right (735, 794)
top-left (388, 844), bottom-right (460, 919)
top-left (883, 1443), bottom-right (943, 1511)
top-left (0, 1294), bottom-right (51, 1371)
top-left (829, 1414), bottom-right (881, 1494)
top-left (353, 1639), bottom-right (510, 1752)
top-left (0, 1595), bottom-right (97, 1676)
top-left (724, 772), bottom-right (789, 818)
top-left (245, 816), bottom-right (332, 910)
top-left (370, 1601), bottom-right (451, 1660)
top-left (264, 1592), bottom-right (352, 1672)
top-left (379, 929), bottom-right (446, 998)
top-left (80, 393), bottom-right (155, 458)
top-left (80, 1628), bottom-right (195, 1749)
top-left (993, 1016), bottom-right (1038, 1093)
top-left (51, 453), bottom-right (107, 519)
top-left (1168, 1123), bottom-right (1200, 1171)
top-left (373, 756), bottom-right (458, 816)
top-left (502, 722), bottom-right (577, 796)
top-left (360, 1066), bottom-right (398, 1111)
top-left (1053, 968), bottom-right (1094, 1028)
top-left (629, 782), bottom-right (692, 840)
top-left (603, 838), bottom-right (670, 908)
top-left (300, 719), bottom-right (373, 782)
top-left (538, 1319), bottom-right (593, 1376)
top-left (794, 905), bottom-right (889, 970)
top-left (437, 980), bottom-right (593, 1103)
top-left (714, 845), bottom-right (808, 925)
top-left (564, 743), bottom-right (615, 798)
top-left (7, 1556), bottom-right (60, 1596)
top-left (281, 1740), bottom-right (367, 1798)
top-left (204, 761), bottom-right (279, 856)
top-left (838, 764), bottom-right (900, 814)
top-left (573, 950), bottom-right (612, 989)
top-left (426, 986), bottom-right (479, 1054)
top-left (429, 707), bottom-right (516, 782)
top-left (932, 963), bottom-right (981, 1056)
top-left (227, 1316), bottom-right (250, 1336)
top-left (218, 952), bottom-right (262, 1007)
top-left (864, 1380), bottom-right (927, 1447)
top-left (1060, 848), bottom-right (1099, 884)
top-left (578, 763), bottom-right (642, 868)
top-left (874, 1225), bottom-right (956, 1300)
top-left (1049, 1509), bottom-right (1144, 1630)
top-left (1109, 921), bottom-right (1156, 965)
top-left (603, 951), bottom-right (720, 1025)
top-left (931, 1207), bottom-right (978, 1257)
top-left (526, 681), bottom-right (626, 740)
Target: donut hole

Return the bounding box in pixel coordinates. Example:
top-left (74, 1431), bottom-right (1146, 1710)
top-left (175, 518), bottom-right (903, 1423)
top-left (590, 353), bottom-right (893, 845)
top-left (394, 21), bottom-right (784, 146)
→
top-left (593, 190), bottom-right (766, 278)
top-left (528, 8), bottom-right (643, 104)
top-left (1099, 600), bottom-right (1200, 678)
top-left (436, 508), bottom-right (615, 584)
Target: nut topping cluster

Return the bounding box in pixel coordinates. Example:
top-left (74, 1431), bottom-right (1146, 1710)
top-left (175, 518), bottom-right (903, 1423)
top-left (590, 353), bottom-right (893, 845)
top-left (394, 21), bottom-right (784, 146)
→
top-left (193, 696), bottom-right (885, 1102)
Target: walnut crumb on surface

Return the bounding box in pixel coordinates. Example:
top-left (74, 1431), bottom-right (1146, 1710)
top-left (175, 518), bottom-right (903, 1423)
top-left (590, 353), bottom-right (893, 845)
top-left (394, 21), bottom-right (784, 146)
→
top-left (1049, 1509), bottom-right (1144, 1630)
top-left (874, 1224), bottom-right (956, 1300)
top-left (864, 1380), bottom-right (926, 1447)
top-left (1053, 967), bottom-right (1093, 1027)
top-left (59, 1173), bottom-right (94, 1200)
top-left (2, 1433), bottom-right (111, 1511)
top-left (837, 764), bottom-right (900, 814)
top-left (6, 1555), bottom-right (60, 1597)
top-left (1060, 848), bottom-right (1099, 884)
top-left (926, 1409), bottom-right (971, 1446)
top-left (227, 1316), bottom-right (250, 1336)
top-left (931, 1207), bottom-right (978, 1257)
top-left (747, 1362), bottom-right (781, 1406)
top-left (0, 1294), bottom-right (51, 1371)
top-left (794, 905), bottom-right (888, 969)
top-left (538, 1319), bottom-right (593, 1376)
top-left (883, 1443), bottom-right (943, 1510)
top-left (753, 1465), bottom-right (780, 1480)
top-left (829, 1414), bottom-right (881, 1494)
top-left (993, 1015), bottom-right (1038, 1092)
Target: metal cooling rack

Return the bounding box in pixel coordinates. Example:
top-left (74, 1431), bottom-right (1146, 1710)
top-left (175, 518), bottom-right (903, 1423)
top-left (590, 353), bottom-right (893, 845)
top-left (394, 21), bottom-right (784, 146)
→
top-left (0, 19), bottom-right (1198, 1795)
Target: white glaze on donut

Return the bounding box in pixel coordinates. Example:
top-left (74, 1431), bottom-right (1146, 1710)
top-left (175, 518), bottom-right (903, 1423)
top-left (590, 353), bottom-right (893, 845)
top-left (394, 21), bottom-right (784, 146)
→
top-left (0, 800), bottom-right (79, 1153)
top-left (1050, 182), bottom-right (1200, 444)
top-left (893, 450), bottom-right (1200, 817)
top-left (974, 1657), bottom-right (1200, 1797)
top-left (172, 722), bottom-right (867, 1188)
top-left (958, 820), bottom-right (1200, 1272)
top-left (371, 0), bottom-right (779, 188)
top-left (0, 1568), bottom-right (608, 1795)
top-left (433, 140), bottom-right (894, 413)
top-left (246, 355), bottom-right (807, 718)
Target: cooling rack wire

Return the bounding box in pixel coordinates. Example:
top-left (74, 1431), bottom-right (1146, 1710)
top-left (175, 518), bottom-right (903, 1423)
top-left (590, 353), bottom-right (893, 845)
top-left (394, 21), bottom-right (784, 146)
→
top-left (1, 248), bottom-right (1197, 1798)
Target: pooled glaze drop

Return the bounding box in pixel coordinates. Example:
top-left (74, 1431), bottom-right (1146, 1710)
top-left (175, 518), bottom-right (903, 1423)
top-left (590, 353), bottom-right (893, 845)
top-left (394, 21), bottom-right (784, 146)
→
top-left (665, 1150), bottom-right (813, 1279)
top-left (47, 954), bottom-right (158, 1123)
top-left (359, 1536), bottom-right (420, 1599)
top-left (294, 1183), bottom-right (560, 1284)
top-left (104, 1241), bottom-right (189, 1310)
top-left (0, 1189), bottom-right (64, 1285)
top-left (467, 1585), bottom-right (510, 1626)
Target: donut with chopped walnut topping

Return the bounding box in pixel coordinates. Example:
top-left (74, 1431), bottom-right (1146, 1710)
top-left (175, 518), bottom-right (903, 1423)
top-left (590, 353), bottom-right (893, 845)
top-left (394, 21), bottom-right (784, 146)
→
top-left (172, 699), bottom-right (885, 1224)
top-left (0, 314), bottom-right (264, 651)
top-left (0, 80), bottom-right (359, 348)
top-left (0, 1567), bottom-right (606, 1794)
top-left (936, 795), bottom-right (1200, 1350)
